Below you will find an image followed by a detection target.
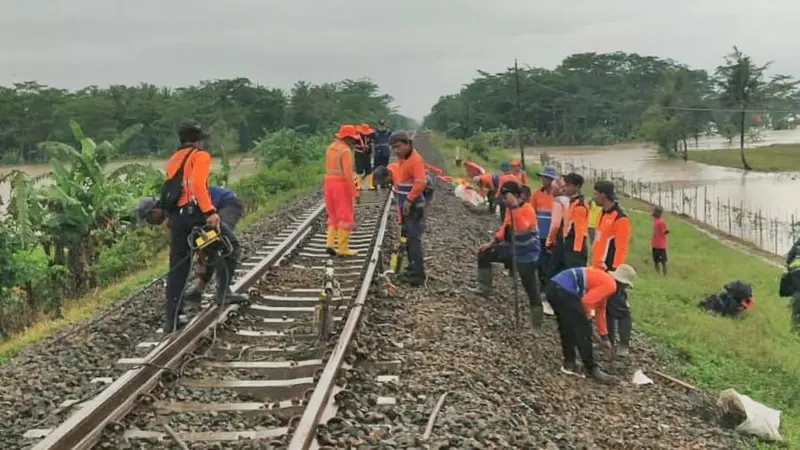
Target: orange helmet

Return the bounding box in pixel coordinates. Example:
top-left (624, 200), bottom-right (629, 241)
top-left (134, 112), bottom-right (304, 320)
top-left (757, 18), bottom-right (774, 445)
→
top-left (511, 159), bottom-right (521, 168)
top-left (335, 124), bottom-right (360, 140)
top-left (358, 123), bottom-right (375, 135)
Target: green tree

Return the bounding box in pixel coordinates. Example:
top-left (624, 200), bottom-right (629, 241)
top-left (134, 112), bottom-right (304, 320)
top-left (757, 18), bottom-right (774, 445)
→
top-left (714, 46), bottom-right (798, 170)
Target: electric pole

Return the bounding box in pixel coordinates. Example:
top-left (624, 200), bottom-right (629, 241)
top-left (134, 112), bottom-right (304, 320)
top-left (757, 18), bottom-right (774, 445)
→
top-left (514, 58), bottom-right (526, 169)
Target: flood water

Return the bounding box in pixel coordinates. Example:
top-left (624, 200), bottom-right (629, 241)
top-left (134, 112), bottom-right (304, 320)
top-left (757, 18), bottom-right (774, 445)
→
top-left (0, 156), bottom-right (259, 212)
top-left (520, 129), bottom-right (800, 256)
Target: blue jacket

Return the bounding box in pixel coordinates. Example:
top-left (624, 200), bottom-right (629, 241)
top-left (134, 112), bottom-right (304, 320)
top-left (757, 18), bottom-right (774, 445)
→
top-left (373, 128), bottom-right (392, 154)
top-left (209, 186), bottom-right (236, 208)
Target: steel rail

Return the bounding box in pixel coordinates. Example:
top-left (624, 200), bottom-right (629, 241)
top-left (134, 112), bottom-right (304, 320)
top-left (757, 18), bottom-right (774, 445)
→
top-left (32, 204), bottom-right (326, 450)
top-left (288, 190), bottom-right (394, 449)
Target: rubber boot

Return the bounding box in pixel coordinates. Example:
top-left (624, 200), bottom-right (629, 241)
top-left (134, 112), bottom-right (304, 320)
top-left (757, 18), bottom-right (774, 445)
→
top-left (355, 174), bottom-right (364, 191)
top-left (325, 226), bottom-right (337, 256)
top-left (616, 316), bottom-right (632, 357)
top-left (589, 366), bottom-right (616, 383)
top-left (336, 229), bottom-right (359, 257)
top-left (367, 173), bottom-right (376, 190)
top-left (468, 267), bottom-right (492, 296)
top-left (529, 304), bottom-right (544, 335)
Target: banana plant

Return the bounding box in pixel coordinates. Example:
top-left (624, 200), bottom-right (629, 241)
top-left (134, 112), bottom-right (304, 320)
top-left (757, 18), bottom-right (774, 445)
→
top-left (35, 120), bottom-right (144, 291)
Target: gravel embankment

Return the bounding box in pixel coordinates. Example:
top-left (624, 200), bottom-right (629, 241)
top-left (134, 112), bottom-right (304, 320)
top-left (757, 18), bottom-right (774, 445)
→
top-left (320, 137), bottom-right (743, 449)
top-left (0, 191), bottom-right (321, 450)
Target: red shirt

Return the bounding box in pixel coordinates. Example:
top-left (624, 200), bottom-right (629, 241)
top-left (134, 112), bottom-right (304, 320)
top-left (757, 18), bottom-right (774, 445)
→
top-left (651, 217), bottom-right (668, 249)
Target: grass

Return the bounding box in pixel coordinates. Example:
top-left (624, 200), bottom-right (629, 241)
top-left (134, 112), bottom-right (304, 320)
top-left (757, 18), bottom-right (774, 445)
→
top-left (0, 185), bottom-right (316, 363)
top-left (434, 134), bottom-right (798, 448)
top-left (688, 143), bottom-right (800, 172)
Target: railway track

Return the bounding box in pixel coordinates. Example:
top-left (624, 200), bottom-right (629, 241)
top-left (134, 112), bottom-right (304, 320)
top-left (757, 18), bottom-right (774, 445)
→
top-left (24, 188), bottom-right (395, 449)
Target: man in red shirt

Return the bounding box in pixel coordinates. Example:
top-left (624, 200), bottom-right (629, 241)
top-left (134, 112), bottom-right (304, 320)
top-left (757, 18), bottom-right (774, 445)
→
top-left (651, 206), bottom-right (669, 275)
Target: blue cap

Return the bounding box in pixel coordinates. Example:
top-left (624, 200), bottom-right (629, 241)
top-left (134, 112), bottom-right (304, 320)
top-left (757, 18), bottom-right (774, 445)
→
top-left (537, 166), bottom-right (558, 180)
top-left (500, 161), bottom-right (511, 172)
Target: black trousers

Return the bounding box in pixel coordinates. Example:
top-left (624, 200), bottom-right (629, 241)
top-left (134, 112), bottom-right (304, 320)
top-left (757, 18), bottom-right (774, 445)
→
top-left (544, 282), bottom-right (596, 369)
top-left (166, 207), bottom-right (206, 329)
top-left (198, 198), bottom-right (243, 290)
top-left (374, 149), bottom-right (390, 169)
top-left (563, 239), bottom-right (588, 269)
top-left (606, 288), bottom-right (630, 341)
top-left (354, 151), bottom-right (371, 175)
top-left (477, 243), bottom-right (540, 306)
top-left (402, 205), bottom-right (425, 278)
top-left (497, 199), bottom-right (507, 223)
top-left (537, 238), bottom-right (551, 287)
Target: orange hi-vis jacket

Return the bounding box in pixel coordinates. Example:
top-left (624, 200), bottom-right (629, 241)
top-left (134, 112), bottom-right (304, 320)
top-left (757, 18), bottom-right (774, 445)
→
top-left (166, 146), bottom-right (215, 214)
top-left (591, 202), bottom-right (631, 270)
top-left (530, 187), bottom-right (554, 238)
top-left (494, 173), bottom-right (518, 198)
top-left (324, 139), bottom-right (358, 199)
top-left (387, 162), bottom-right (400, 189)
top-left (564, 194), bottom-right (589, 252)
top-left (512, 168), bottom-right (528, 186)
top-left (551, 267), bottom-right (616, 336)
top-left (395, 149), bottom-right (427, 211)
top-left (494, 202), bottom-right (540, 263)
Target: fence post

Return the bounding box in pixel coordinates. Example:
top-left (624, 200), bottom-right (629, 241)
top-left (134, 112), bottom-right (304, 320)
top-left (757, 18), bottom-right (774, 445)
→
top-left (694, 186), bottom-right (698, 219)
top-left (739, 200), bottom-right (745, 238)
top-left (727, 198), bottom-right (732, 234)
top-left (703, 186), bottom-right (708, 223)
top-left (757, 210), bottom-right (763, 248)
top-left (774, 219), bottom-right (779, 254)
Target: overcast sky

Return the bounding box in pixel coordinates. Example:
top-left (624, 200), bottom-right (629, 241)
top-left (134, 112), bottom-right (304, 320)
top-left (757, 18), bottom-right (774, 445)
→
top-left (1, 0), bottom-right (798, 120)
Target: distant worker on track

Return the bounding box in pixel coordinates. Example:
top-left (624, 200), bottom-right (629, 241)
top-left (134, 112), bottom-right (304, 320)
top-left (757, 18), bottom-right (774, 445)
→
top-left (160, 121), bottom-right (223, 333)
top-left (137, 185), bottom-right (247, 305)
top-left (470, 181), bottom-right (544, 333)
top-left (561, 173), bottom-right (589, 268)
top-left (324, 125), bottom-right (361, 257)
top-left (391, 130), bottom-right (428, 286)
top-left (355, 124), bottom-right (375, 190)
top-left (373, 119), bottom-right (392, 170)
top-left (545, 265), bottom-right (636, 382)
top-left (472, 172), bottom-right (497, 213)
top-left (591, 180), bottom-right (633, 357)
top-left (545, 177), bottom-right (570, 278)
top-left (510, 159), bottom-right (528, 185)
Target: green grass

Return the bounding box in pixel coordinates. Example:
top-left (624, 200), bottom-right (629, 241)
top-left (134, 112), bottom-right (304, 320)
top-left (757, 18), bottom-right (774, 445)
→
top-left (431, 134), bottom-right (541, 176)
top-left (434, 134), bottom-right (797, 448)
top-left (0, 185), bottom-right (316, 363)
top-left (689, 143), bottom-right (800, 172)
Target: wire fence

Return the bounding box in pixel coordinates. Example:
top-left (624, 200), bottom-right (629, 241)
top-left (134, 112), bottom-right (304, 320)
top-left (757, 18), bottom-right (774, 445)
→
top-left (544, 156), bottom-right (799, 257)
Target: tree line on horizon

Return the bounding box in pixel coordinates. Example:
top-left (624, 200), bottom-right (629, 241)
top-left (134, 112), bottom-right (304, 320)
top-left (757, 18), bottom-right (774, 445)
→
top-left (423, 47), bottom-right (799, 169)
top-left (0, 77), bottom-right (417, 164)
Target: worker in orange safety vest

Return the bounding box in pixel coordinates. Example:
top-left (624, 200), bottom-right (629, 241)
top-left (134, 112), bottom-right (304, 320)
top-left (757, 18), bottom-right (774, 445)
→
top-left (324, 125), bottom-right (361, 257)
top-left (493, 162), bottom-right (518, 223)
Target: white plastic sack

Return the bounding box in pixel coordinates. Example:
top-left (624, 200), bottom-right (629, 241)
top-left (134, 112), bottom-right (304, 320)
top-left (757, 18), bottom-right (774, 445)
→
top-left (717, 388), bottom-right (782, 441)
top-left (454, 184), bottom-right (486, 208)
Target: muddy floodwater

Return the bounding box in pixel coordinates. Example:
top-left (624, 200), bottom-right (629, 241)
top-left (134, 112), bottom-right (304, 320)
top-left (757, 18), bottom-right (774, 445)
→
top-left (0, 156), bottom-right (259, 212)
top-left (518, 129), bottom-right (800, 256)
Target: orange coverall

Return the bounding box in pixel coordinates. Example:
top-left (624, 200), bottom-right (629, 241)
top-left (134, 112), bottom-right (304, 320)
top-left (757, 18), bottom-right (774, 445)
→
top-left (323, 139), bottom-right (358, 230)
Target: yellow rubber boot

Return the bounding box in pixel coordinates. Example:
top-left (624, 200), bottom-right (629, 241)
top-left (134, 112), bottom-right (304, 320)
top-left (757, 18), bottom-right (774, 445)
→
top-left (367, 173), bottom-right (375, 190)
top-left (325, 226), bottom-right (337, 256)
top-left (354, 175), bottom-right (363, 191)
top-left (336, 229), bottom-right (359, 256)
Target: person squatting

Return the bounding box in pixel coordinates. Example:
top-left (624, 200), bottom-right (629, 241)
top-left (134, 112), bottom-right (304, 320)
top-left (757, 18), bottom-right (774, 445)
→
top-left (469, 161), bottom-right (639, 380)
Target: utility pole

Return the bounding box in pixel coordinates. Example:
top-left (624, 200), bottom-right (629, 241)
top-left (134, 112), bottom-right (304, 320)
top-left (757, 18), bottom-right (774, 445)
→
top-left (464, 97), bottom-right (471, 153)
top-left (514, 58), bottom-right (526, 169)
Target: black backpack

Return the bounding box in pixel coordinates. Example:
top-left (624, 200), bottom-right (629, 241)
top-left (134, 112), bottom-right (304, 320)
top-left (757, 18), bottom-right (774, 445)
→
top-left (160, 148), bottom-right (197, 212)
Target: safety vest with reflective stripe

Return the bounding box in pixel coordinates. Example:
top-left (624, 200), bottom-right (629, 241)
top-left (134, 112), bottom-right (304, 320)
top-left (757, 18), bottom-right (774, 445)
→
top-left (324, 141), bottom-right (351, 181)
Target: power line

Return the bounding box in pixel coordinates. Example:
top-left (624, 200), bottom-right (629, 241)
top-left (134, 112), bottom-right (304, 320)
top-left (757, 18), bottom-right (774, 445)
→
top-left (516, 62), bottom-right (797, 115)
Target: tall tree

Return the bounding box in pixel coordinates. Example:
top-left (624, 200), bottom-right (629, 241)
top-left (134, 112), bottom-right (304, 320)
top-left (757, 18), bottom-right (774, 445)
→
top-left (714, 46), bottom-right (798, 170)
